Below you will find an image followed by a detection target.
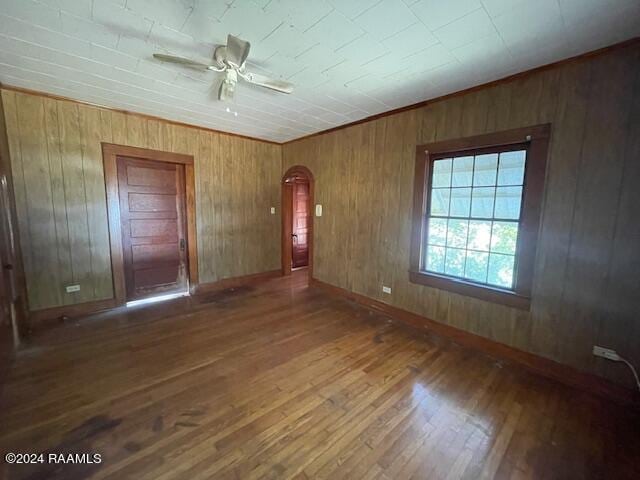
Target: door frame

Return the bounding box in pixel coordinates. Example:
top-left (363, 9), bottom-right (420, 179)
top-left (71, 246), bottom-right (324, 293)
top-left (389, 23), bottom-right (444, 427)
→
top-left (281, 165), bottom-right (314, 277)
top-left (102, 143), bottom-right (198, 306)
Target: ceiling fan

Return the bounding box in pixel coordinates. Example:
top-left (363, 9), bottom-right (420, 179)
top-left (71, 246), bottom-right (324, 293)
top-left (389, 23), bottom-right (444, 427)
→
top-left (153, 34), bottom-right (294, 101)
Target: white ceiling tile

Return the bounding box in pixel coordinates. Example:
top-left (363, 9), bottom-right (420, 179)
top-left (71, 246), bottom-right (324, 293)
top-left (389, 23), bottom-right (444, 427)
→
top-left (410, 0), bottom-right (482, 30)
top-left (126, 0), bottom-right (194, 31)
top-left (265, 0), bottom-right (334, 32)
top-left (320, 60), bottom-right (377, 85)
top-left (492, 0), bottom-right (566, 55)
top-left (559, 0), bottom-right (639, 26)
top-left (335, 33), bottom-right (388, 66)
top-left (180, 11), bottom-right (224, 45)
top-left (3, 0), bottom-right (62, 31)
top-left (218, 2), bottom-right (283, 43)
top-left (189, 0), bottom-right (235, 21)
top-left (328, 0), bottom-right (382, 20)
top-left (480, 0), bottom-right (527, 18)
top-left (260, 23), bottom-right (317, 58)
top-left (92, 0), bottom-right (153, 39)
top-left (60, 12), bottom-right (119, 49)
top-left (451, 31), bottom-right (509, 63)
top-left (354, 0), bottom-right (419, 40)
top-left (295, 44), bottom-right (346, 72)
top-left (382, 22), bottom-right (439, 59)
top-left (0, 0), bottom-right (638, 141)
top-left (36, 0), bottom-right (93, 19)
top-left (0, 13), bottom-right (92, 58)
top-left (304, 10), bottom-right (364, 50)
top-left (433, 8), bottom-right (497, 50)
top-left (90, 44), bottom-right (139, 71)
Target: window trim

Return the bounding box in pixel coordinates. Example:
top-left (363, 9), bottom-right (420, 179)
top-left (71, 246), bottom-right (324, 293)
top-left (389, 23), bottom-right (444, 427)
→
top-left (409, 124), bottom-right (551, 310)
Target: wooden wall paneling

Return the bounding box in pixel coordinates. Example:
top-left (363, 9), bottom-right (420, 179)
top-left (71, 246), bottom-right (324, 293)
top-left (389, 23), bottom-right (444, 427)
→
top-left (42, 98), bottom-right (74, 306)
top-left (558, 49), bottom-right (637, 371)
top-left (110, 111), bottom-right (127, 145)
top-left (16, 95), bottom-right (61, 309)
top-left (78, 106), bottom-right (113, 300)
top-left (282, 43), bottom-right (640, 390)
top-left (211, 133), bottom-right (225, 282)
top-left (57, 100), bottom-right (95, 305)
top-left (2, 88), bottom-right (282, 314)
top-left (220, 134), bottom-right (234, 281)
top-left (125, 114), bottom-right (148, 148)
top-left (1, 93), bottom-right (32, 308)
top-left (599, 61), bottom-right (640, 384)
top-left (146, 118), bottom-right (161, 151)
top-left (530, 60), bottom-right (592, 361)
top-left (196, 130), bottom-right (213, 282)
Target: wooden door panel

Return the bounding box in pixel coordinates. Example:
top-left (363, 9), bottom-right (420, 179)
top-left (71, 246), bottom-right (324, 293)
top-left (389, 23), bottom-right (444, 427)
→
top-left (126, 166), bottom-right (176, 188)
top-left (292, 180), bottom-right (310, 268)
top-left (130, 219), bottom-right (178, 238)
top-left (134, 266), bottom-right (181, 290)
top-left (132, 243), bottom-right (180, 267)
top-left (128, 193), bottom-right (177, 212)
top-left (117, 156), bottom-right (188, 301)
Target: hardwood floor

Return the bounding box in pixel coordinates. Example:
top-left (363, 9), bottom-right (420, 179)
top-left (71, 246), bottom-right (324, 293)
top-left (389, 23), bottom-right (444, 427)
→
top-left (1, 271), bottom-right (638, 479)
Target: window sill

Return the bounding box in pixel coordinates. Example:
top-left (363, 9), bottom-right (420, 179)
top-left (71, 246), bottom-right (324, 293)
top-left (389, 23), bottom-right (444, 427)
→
top-left (408, 271), bottom-right (531, 310)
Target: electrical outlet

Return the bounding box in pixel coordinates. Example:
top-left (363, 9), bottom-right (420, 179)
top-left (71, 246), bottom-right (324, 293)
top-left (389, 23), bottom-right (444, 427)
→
top-left (593, 345), bottom-right (620, 361)
top-left (270, 207), bottom-right (275, 214)
top-left (382, 286), bottom-right (391, 294)
top-left (65, 284), bottom-right (80, 293)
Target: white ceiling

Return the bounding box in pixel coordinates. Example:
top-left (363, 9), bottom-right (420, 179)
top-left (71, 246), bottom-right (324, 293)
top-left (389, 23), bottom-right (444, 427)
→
top-left (0, 0), bottom-right (638, 143)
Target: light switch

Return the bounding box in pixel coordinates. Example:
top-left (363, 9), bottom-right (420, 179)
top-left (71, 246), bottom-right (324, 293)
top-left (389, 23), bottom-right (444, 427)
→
top-left (66, 284), bottom-right (80, 293)
top-left (270, 207), bottom-right (275, 214)
top-left (315, 204), bottom-right (322, 217)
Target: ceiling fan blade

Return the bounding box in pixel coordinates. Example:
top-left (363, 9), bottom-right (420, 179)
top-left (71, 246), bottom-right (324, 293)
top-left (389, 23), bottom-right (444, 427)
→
top-left (240, 71), bottom-right (294, 94)
top-left (226, 34), bottom-right (251, 68)
top-left (152, 53), bottom-right (215, 70)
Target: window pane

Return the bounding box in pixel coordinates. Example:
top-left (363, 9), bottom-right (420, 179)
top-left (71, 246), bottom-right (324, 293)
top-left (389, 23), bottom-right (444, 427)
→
top-left (452, 156), bottom-right (473, 187)
top-left (471, 187), bottom-right (495, 218)
top-left (427, 218), bottom-right (447, 246)
top-left (445, 248), bottom-right (466, 277)
top-left (473, 153), bottom-right (498, 186)
top-left (450, 187), bottom-right (471, 217)
top-left (494, 186), bottom-right (522, 219)
top-left (468, 220), bottom-right (492, 251)
top-left (430, 188), bottom-right (450, 216)
top-left (487, 253), bottom-right (515, 288)
top-left (432, 158), bottom-right (452, 187)
top-left (425, 245), bottom-right (445, 273)
top-left (491, 221), bottom-right (518, 255)
top-left (498, 150), bottom-right (526, 185)
top-left (446, 219), bottom-right (468, 248)
top-left (464, 251), bottom-right (489, 282)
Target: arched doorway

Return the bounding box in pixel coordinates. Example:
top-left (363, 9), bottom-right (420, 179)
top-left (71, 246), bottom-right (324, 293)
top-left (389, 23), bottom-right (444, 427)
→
top-left (281, 166), bottom-right (314, 277)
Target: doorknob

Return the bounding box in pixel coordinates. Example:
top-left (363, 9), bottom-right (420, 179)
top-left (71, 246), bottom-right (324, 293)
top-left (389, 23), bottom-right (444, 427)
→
top-left (291, 233), bottom-right (298, 244)
top-left (179, 239), bottom-right (185, 251)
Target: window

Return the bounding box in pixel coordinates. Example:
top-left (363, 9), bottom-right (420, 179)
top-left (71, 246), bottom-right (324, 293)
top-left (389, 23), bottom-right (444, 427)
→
top-left (409, 125), bottom-right (550, 309)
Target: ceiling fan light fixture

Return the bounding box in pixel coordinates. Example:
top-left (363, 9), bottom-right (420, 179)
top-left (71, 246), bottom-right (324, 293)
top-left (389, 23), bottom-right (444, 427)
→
top-left (219, 79), bottom-right (236, 101)
top-left (153, 34), bottom-right (294, 101)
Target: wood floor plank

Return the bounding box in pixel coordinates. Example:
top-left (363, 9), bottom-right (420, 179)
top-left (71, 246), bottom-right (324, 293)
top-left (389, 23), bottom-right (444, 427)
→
top-left (0, 271), bottom-right (638, 480)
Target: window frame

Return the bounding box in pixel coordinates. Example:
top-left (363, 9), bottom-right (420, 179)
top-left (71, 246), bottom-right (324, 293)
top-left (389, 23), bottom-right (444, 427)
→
top-left (409, 124), bottom-right (551, 310)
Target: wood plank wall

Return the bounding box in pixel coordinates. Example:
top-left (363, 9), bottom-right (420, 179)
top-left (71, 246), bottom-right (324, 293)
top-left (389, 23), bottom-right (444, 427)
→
top-left (1, 89), bottom-right (282, 311)
top-left (283, 43), bottom-right (640, 389)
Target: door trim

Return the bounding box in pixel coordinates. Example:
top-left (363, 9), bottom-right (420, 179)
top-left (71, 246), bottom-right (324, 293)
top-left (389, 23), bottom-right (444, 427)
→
top-left (281, 165), bottom-right (314, 277)
top-left (102, 143), bottom-right (198, 306)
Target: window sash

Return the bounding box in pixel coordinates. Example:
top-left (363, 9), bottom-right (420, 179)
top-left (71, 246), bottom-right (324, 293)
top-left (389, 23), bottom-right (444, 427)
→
top-left (420, 147), bottom-right (527, 292)
top-left (408, 124), bottom-right (551, 310)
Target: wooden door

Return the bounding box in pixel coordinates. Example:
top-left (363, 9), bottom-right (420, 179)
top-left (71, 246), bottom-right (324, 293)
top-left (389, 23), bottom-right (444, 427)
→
top-left (117, 156), bottom-right (188, 301)
top-left (291, 180), bottom-right (310, 268)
